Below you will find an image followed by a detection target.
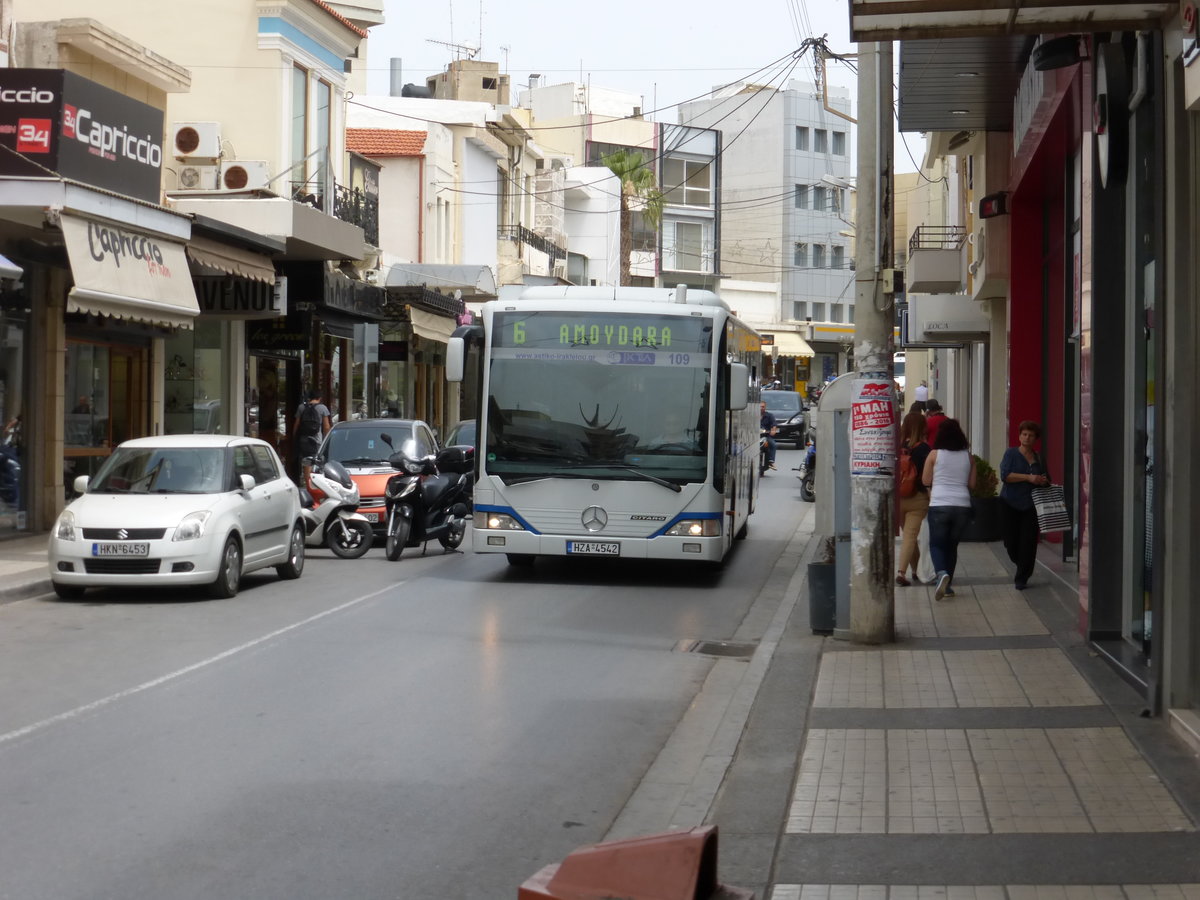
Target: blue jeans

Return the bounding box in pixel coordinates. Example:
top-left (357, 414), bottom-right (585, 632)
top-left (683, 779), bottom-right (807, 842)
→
top-left (926, 505), bottom-right (973, 581)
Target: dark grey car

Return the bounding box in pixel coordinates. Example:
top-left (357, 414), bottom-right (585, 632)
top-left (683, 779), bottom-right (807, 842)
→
top-left (762, 390), bottom-right (808, 446)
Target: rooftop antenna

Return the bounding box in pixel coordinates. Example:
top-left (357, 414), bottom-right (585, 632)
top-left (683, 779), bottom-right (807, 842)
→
top-left (426, 38), bottom-right (480, 61)
top-left (500, 45), bottom-right (510, 74)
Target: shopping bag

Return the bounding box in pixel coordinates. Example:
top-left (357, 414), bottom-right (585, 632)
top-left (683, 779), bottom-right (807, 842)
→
top-left (1032, 484), bottom-right (1071, 532)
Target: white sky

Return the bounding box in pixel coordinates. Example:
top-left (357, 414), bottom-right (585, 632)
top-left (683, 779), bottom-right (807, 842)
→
top-left (362, 0), bottom-right (924, 173)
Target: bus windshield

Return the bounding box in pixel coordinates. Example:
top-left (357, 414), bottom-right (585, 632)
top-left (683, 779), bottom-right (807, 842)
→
top-left (486, 311), bottom-right (714, 484)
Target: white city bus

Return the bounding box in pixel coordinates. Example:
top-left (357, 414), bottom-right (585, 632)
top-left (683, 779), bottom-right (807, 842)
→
top-left (446, 285), bottom-right (762, 566)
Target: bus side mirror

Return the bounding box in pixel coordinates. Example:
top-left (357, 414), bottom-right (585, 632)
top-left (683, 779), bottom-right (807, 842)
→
top-left (728, 363), bottom-right (750, 410)
top-left (446, 337), bottom-right (465, 383)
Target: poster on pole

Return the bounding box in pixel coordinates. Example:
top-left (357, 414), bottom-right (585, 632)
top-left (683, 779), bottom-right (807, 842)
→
top-left (850, 376), bottom-right (897, 476)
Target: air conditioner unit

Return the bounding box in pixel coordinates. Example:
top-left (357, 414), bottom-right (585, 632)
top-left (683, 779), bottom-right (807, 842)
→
top-left (220, 160), bottom-right (271, 190)
top-left (362, 268), bottom-right (381, 285)
top-left (552, 261), bottom-right (568, 281)
top-left (172, 122), bottom-right (221, 160)
top-left (176, 164), bottom-right (220, 191)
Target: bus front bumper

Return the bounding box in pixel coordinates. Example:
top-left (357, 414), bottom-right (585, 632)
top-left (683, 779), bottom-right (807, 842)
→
top-left (472, 529), bottom-right (726, 563)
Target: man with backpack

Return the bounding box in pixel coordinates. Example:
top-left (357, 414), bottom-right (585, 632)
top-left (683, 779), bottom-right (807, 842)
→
top-left (293, 388), bottom-right (331, 483)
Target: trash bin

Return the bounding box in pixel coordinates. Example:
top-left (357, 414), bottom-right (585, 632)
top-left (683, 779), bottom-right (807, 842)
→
top-left (808, 561), bottom-right (836, 634)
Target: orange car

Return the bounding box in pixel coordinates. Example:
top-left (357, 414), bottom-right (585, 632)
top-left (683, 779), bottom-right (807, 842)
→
top-left (311, 418), bottom-right (440, 536)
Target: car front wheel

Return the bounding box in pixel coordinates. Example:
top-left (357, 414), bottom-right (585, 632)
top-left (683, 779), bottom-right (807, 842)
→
top-left (276, 524), bottom-right (305, 579)
top-left (208, 536), bottom-right (243, 599)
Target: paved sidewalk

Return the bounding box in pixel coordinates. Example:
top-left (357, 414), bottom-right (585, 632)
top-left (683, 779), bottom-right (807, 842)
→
top-left (0, 531), bottom-right (51, 601)
top-left (719, 538), bottom-right (1200, 899)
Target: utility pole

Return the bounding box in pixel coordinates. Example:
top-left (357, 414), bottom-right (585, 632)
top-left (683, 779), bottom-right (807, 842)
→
top-left (849, 41), bottom-right (896, 644)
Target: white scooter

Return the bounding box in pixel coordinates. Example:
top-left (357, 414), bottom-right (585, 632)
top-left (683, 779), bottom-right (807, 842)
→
top-left (299, 458), bottom-right (373, 558)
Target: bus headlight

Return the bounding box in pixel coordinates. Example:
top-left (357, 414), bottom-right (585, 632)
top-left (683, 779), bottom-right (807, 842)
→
top-left (664, 519), bottom-right (720, 537)
top-left (485, 513), bottom-right (525, 531)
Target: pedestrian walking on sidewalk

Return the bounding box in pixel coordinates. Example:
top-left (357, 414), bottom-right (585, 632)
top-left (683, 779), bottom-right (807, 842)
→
top-left (924, 398), bottom-right (948, 445)
top-left (922, 417), bottom-right (976, 600)
top-left (896, 411), bottom-right (931, 586)
top-left (999, 420), bottom-right (1050, 590)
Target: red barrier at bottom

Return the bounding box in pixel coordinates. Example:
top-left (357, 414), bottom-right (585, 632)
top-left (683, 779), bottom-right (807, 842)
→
top-left (518, 825), bottom-right (754, 900)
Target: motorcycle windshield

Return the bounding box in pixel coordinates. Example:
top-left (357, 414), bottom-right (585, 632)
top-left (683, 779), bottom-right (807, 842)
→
top-left (485, 311), bottom-right (712, 485)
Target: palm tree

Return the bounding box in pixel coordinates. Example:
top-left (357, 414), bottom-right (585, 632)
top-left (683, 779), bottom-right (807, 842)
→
top-left (602, 149), bottom-right (664, 285)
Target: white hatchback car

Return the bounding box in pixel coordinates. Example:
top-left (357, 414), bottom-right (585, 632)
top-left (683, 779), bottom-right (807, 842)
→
top-left (49, 435), bottom-right (305, 600)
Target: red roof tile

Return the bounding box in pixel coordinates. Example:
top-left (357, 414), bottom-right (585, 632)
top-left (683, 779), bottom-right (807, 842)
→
top-left (346, 128), bottom-right (427, 157)
top-left (307, 0), bottom-right (368, 38)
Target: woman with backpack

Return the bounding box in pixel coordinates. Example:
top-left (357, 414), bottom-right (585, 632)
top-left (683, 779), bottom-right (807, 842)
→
top-left (896, 411), bottom-right (931, 586)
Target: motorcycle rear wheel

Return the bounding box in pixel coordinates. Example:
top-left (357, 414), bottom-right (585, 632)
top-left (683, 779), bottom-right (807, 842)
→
top-left (801, 474), bottom-right (815, 502)
top-left (328, 518), bottom-right (373, 559)
top-left (439, 517), bottom-right (466, 550)
top-left (386, 511), bottom-right (411, 561)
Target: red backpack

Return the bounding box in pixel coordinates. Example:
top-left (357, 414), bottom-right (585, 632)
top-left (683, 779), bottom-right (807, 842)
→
top-left (898, 444), bottom-right (919, 498)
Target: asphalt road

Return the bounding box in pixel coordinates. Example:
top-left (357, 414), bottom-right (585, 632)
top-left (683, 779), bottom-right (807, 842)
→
top-left (0, 448), bottom-right (809, 899)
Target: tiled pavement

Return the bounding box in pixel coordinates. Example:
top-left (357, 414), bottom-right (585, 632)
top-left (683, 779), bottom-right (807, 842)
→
top-left (766, 542), bottom-right (1200, 899)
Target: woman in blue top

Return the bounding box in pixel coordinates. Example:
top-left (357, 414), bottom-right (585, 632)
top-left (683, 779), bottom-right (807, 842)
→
top-left (999, 420), bottom-right (1050, 590)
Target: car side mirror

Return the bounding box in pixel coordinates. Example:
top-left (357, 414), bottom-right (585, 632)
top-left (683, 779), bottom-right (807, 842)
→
top-left (239, 474), bottom-right (255, 492)
top-left (73, 475), bottom-right (89, 494)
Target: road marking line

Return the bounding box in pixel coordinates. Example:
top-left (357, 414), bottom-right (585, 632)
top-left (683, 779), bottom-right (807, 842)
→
top-left (0, 583), bottom-right (402, 747)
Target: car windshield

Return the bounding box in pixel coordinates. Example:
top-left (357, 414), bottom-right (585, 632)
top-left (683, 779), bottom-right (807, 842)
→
top-left (485, 311), bottom-right (712, 484)
top-left (764, 392), bottom-right (802, 415)
top-left (324, 426), bottom-right (415, 465)
top-left (90, 447), bottom-right (227, 494)
top-left (446, 421), bottom-right (476, 447)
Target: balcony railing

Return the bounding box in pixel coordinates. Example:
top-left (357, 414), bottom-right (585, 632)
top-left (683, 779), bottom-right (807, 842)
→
top-left (289, 181), bottom-right (380, 247)
top-left (908, 225), bottom-right (966, 255)
top-left (499, 224), bottom-right (566, 263)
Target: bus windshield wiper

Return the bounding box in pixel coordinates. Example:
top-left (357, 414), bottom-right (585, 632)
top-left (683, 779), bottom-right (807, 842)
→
top-left (564, 464), bottom-right (683, 493)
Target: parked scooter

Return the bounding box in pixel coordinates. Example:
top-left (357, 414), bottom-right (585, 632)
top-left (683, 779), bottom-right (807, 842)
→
top-left (379, 434), bottom-right (475, 561)
top-left (299, 458), bottom-right (374, 558)
top-left (798, 441), bottom-right (816, 503)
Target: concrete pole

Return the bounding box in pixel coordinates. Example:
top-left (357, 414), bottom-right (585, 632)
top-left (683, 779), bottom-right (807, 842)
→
top-left (849, 41), bottom-right (896, 644)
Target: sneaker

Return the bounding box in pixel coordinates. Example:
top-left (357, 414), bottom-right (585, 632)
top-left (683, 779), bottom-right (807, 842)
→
top-left (768, 462), bottom-right (777, 470)
top-left (934, 572), bottom-right (950, 601)
top-left (944, 587), bottom-right (956, 597)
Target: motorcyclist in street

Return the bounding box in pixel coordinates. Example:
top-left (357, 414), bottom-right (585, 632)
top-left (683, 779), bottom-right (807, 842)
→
top-left (759, 401), bottom-right (778, 470)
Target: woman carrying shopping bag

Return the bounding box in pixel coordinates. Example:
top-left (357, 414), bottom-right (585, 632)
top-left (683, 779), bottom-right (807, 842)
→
top-left (999, 420), bottom-right (1050, 590)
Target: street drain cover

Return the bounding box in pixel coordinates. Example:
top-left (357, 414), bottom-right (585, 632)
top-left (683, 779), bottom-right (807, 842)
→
top-left (674, 639), bottom-right (757, 659)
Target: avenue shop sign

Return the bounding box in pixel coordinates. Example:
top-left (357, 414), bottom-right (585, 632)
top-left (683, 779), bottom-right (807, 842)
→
top-left (0, 69), bottom-right (164, 203)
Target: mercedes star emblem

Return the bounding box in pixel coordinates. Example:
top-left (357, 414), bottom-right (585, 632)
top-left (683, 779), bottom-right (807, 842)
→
top-left (581, 506), bottom-right (608, 532)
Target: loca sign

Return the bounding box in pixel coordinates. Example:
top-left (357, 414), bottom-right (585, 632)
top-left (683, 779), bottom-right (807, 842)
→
top-left (0, 69), bottom-right (164, 203)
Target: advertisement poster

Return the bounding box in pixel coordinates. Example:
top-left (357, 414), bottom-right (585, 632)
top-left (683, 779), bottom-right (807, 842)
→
top-left (850, 376), bottom-right (897, 476)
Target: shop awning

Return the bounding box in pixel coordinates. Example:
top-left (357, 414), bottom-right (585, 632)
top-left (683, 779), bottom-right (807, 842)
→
top-left (186, 235), bottom-right (276, 283)
top-left (772, 331), bottom-right (815, 358)
top-left (409, 308), bottom-right (457, 342)
top-left (61, 214), bottom-right (199, 328)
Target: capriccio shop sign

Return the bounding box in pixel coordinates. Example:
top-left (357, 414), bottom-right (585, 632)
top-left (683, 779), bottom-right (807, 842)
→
top-left (86, 221), bottom-right (172, 276)
top-left (0, 69), bottom-right (164, 203)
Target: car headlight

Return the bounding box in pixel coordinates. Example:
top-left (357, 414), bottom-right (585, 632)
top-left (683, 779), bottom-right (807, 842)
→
top-left (173, 511), bottom-right (212, 542)
top-left (484, 513), bottom-right (525, 531)
top-left (789, 413), bottom-right (805, 424)
top-left (664, 519), bottom-right (721, 537)
top-left (54, 509), bottom-right (77, 541)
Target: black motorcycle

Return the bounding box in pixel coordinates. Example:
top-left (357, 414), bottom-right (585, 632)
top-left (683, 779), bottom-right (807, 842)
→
top-left (379, 433), bottom-right (475, 561)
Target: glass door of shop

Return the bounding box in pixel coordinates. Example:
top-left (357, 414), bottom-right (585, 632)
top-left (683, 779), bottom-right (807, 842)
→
top-left (65, 342), bottom-right (148, 485)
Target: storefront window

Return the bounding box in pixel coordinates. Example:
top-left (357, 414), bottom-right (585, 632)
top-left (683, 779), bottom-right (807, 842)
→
top-left (163, 320), bottom-right (229, 434)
